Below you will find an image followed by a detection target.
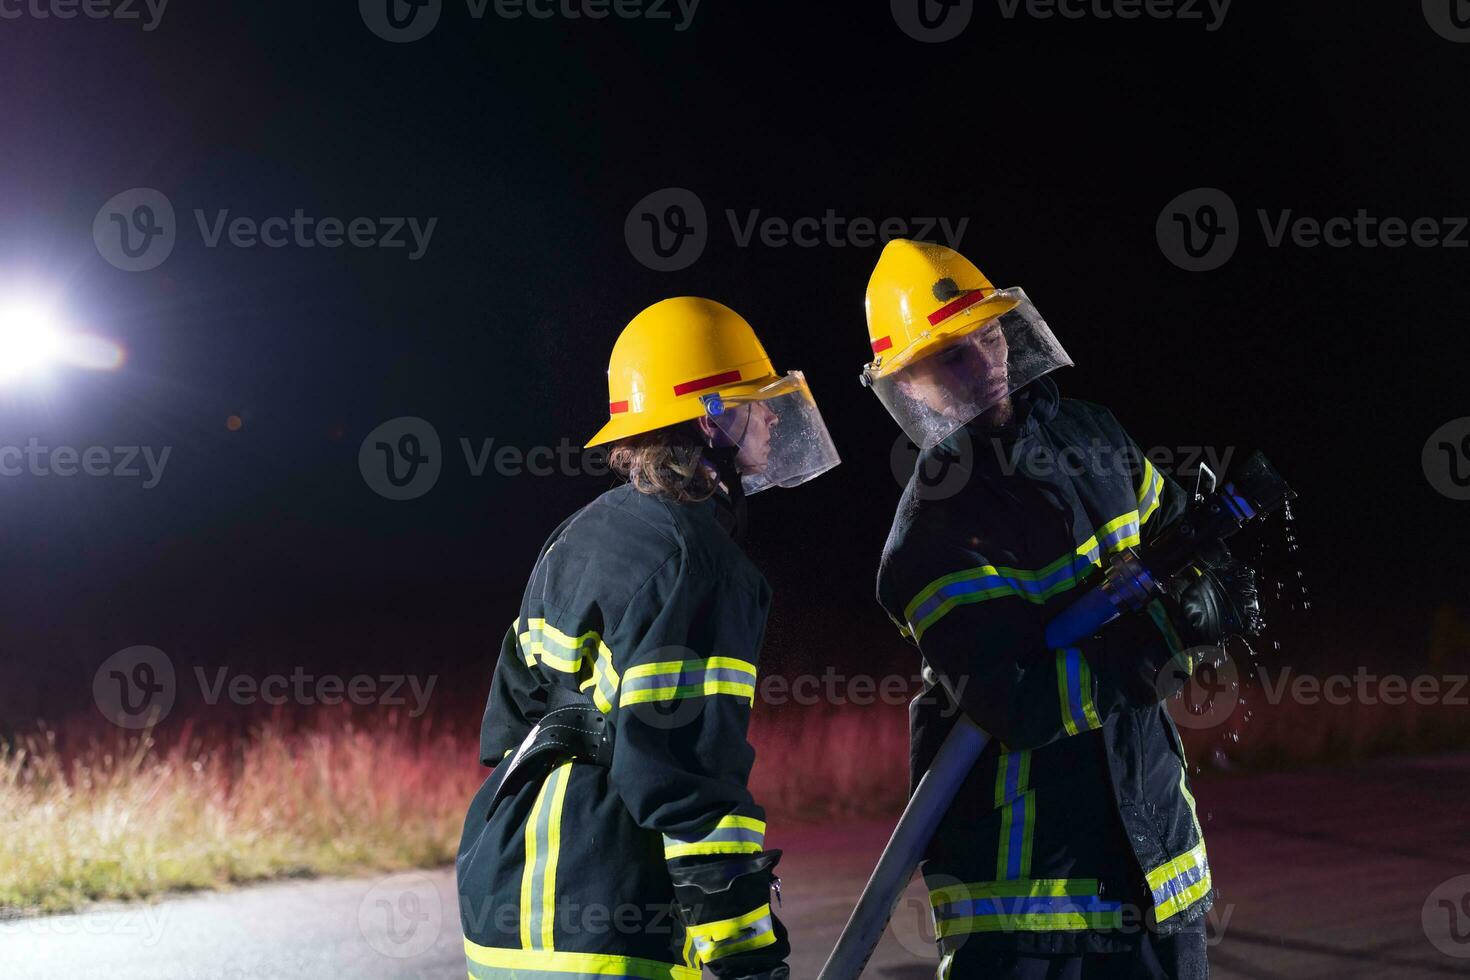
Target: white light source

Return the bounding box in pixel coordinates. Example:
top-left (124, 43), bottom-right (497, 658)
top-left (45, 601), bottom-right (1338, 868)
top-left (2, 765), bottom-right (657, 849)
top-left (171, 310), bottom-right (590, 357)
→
top-left (0, 303), bottom-right (64, 382)
top-left (0, 296), bottom-right (125, 384)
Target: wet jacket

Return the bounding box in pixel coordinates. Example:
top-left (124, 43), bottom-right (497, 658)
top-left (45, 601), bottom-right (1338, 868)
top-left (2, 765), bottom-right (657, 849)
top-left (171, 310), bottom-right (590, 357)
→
top-left (457, 484), bottom-right (788, 979)
top-left (877, 377), bottom-right (1214, 958)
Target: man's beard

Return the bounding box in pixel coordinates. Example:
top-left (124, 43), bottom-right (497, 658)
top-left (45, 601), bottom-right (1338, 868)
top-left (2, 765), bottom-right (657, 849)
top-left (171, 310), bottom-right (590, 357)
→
top-left (974, 395), bottom-right (1015, 430)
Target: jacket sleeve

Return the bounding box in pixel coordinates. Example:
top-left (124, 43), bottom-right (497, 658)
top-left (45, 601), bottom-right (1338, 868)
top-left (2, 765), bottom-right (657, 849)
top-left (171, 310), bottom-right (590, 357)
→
top-left (605, 548), bottom-right (788, 975)
top-left (479, 623), bottom-right (544, 768)
top-left (886, 439), bottom-right (1197, 752)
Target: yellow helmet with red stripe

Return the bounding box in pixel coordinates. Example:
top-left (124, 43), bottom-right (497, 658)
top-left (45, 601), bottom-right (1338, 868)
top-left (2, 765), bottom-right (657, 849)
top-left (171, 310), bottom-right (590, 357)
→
top-left (586, 297), bottom-right (781, 448)
top-left (863, 239), bottom-right (1021, 380)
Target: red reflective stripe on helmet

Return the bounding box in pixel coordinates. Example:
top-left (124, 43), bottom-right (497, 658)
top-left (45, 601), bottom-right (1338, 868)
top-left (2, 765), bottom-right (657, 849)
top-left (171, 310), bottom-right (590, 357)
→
top-left (927, 289), bottom-right (991, 327)
top-left (871, 336), bottom-right (893, 354)
top-left (672, 370), bottom-right (741, 397)
top-left (609, 400), bottom-right (630, 414)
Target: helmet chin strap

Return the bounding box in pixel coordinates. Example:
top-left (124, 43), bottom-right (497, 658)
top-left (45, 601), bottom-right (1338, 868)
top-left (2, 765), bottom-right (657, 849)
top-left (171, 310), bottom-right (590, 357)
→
top-left (702, 444), bottom-right (748, 542)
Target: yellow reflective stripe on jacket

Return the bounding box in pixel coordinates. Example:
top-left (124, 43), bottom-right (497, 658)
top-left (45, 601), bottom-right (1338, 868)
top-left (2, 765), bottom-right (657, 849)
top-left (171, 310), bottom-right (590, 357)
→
top-left (662, 814), bottom-right (766, 860)
top-left (519, 762), bottom-right (572, 951)
top-left (901, 506), bottom-right (1146, 641)
top-left (1147, 839), bottom-right (1211, 923)
top-left (929, 878), bottom-right (1124, 936)
top-left (993, 750), bottom-right (1034, 881)
top-left (619, 656), bottom-right (757, 707)
top-left (464, 939), bottom-right (701, 979)
top-left (1138, 457), bottom-right (1165, 529)
top-left (1056, 648), bottom-right (1103, 736)
top-left (685, 902), bottom-right (777, 964)
top-left (519, 619), bottom-right (621, 713)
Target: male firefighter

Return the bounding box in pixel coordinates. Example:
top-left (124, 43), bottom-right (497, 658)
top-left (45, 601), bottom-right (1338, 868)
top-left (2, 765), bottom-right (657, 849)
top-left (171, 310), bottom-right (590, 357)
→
top-left (862, 240), bottom-right (1254, 979)
top-left (457, 297), bottom-right (841, 979)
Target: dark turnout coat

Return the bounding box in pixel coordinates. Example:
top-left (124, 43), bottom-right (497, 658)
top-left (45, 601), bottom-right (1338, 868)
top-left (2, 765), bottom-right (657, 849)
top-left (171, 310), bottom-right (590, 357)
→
top-left (457, 484), bottom-right (784, 979)
top-left (877, 377), bottom-right (1214, 962)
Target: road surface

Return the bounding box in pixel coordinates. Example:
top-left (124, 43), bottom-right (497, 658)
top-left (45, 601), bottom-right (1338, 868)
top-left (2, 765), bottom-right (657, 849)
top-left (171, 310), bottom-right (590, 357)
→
top-left (4, 755), bottom-right (1469, 978)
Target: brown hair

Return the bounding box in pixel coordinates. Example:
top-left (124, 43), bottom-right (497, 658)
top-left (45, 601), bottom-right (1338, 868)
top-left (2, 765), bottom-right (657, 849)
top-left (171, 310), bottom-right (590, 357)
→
top-left (608, 421), bottom-right (718, 503)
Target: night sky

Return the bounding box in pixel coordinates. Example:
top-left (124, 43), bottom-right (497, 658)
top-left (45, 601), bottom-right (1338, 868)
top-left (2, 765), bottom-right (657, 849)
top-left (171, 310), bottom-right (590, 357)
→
top-left (1, 2), bottom-right (1466, 728)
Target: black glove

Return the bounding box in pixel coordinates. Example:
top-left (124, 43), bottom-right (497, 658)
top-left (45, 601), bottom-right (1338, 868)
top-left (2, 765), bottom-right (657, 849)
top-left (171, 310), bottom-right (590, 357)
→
top-left (669, 850), bottom-right (789, 979)
top-left (1170, 552), bottom-right (1262, 646)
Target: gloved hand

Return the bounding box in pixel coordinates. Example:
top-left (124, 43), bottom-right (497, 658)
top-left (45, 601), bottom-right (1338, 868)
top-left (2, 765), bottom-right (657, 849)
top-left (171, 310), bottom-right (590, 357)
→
top-left (1170, 550), bottom-right (1262, 646)
top-left (669, 850), bottom-right (790, 979)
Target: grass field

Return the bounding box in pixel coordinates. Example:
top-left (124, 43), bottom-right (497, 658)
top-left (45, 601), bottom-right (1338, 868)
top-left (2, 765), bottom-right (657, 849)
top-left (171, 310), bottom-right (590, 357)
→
top-left (5, 651), bottom-right (1470, 915)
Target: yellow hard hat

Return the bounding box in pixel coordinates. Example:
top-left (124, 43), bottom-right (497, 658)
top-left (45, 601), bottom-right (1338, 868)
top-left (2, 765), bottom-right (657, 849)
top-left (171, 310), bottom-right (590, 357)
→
top-left (863, 239), bottom-right (1021, 380)
top-left (585, 297), bottom-right (780, 448)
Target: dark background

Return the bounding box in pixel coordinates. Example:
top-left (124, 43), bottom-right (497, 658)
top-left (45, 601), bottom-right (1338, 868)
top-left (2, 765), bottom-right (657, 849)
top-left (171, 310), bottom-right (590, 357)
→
top-left (1, 2), bottom-right (1465, 729)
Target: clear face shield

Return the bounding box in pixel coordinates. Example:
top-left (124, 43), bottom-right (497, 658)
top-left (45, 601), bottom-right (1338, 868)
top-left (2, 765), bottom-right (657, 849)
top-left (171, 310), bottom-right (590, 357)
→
top-left (701, 371), bottom-right (841, 496)
top-left (862, 288), bottom-right (1073, 450)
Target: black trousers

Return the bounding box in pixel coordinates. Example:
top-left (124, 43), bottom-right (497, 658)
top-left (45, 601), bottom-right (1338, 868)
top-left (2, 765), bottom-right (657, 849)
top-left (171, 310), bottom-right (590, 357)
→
top-left (941, 931), bottom-right (1208, 980)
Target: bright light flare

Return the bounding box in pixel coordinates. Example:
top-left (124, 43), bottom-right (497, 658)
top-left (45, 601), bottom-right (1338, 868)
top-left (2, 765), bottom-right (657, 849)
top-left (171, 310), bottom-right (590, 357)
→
top-left (0, 304), bottom-right (64, 382)
top-left (0, 299), bottom-right (125, 384)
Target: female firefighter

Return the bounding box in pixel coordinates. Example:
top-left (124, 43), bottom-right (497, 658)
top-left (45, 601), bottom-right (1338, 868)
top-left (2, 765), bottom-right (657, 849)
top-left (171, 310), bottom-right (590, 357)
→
top-left (457, 297), bottom-right (840, 980)
top-left (860, 240), bottom-right (1256, 979)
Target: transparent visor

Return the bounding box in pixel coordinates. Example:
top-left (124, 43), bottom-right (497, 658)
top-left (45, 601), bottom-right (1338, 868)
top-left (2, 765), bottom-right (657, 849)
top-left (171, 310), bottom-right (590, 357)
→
top-left (862, 289), bottom-right (1072, 450)
top-left (702, 371), bottom-right (841, 495)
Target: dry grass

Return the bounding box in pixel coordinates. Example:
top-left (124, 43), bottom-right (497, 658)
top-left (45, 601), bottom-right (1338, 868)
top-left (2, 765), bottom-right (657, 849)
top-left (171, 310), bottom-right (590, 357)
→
top-left (0, 713), bottom-right (484, 915)
top-left (7, 655), bottom-right (1470, 916)
top-left (0, 703), bottom-right (910, 916)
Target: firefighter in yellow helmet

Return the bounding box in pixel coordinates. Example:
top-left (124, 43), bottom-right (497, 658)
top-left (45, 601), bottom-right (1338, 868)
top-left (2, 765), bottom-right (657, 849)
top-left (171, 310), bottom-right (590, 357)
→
top-left (863, 241), bottom-right (1255, 979)
top-left (458, 297), bottom-right (839, 980)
